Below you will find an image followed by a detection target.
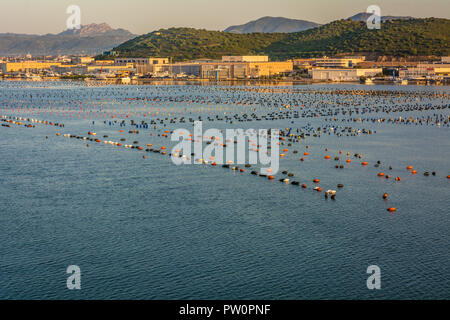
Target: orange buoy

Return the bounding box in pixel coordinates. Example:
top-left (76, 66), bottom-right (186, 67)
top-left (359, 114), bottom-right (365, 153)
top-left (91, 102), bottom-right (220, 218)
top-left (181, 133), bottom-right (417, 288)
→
top-left (387, 208), bottom-right (397, 212)
top-left (406, 166), bottom-right (413, 170)
top-left (147, 144), bottom-right (152, 147)
top-left (383, 193), bottom-right (388, 199)
top-left (240, 169), bottom-right (244, 172)
top-left (447, 175), bottom-right (450, 179)
top-left (283, 148), bottom-right (288, 152)
top-left (268, 175), bottom-right (274, 180)
top-left (280, 153), bottom-right (285, 157)
top-left (411, 170), bottom-right (417, 174)
top-left (313, 179), bottom-right (320, 183)
top-left (161, 146), bottom-right (166, 150)
top-left (361, 162), bottom-right (368, 165)
top-left (304, 152), bottom-right (309, 156)
top-left (385, 174), bottom-right (390, 179)
top-left (324, 155), bottom-right (331, 159)
top-left (346, 159), bottom-right (352, 163)
top-left (301, 184), bottom-right (307, 188)
top-left (395, 177), bottom-right (401, 181)
top-left (300, 158), bottom-right (305, 162)
top-left (378, 172), bottom-right (384, 177)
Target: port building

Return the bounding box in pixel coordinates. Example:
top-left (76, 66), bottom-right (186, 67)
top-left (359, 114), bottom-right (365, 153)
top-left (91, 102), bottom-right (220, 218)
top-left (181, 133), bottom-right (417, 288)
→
top-left (314, 57), bottom-right (365, 68)
top-left (1, 61), bottom-right (62, 73)
top-left (310, 68), bottom-right (382, 81)
top-left (134, 56), bottom-right (293, 79)
top-left (221, 56), bottom-right (269, 63)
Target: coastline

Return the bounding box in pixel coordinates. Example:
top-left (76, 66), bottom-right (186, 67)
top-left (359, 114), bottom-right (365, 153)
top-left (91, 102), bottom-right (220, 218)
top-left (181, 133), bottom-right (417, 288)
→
top-left (1, 77), bottom-right (449, 86)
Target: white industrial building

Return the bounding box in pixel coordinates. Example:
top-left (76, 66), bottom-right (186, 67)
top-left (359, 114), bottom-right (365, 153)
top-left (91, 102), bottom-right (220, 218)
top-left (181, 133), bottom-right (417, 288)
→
top-left (221, 56), bottom-right (269, 63)
top-left (309, 68), bottom-right (383, 81)
top-left (314, 57), bottom-right (365, 68)
top-left (115, 57), bottom-right (169, 65)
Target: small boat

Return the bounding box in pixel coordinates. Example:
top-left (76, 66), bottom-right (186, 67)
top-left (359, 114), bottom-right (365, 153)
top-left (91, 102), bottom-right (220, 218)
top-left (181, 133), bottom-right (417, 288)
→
top-left (394, 79), bottom-right (408, 85)
top-left (120, 76), bottom-right (131, 84)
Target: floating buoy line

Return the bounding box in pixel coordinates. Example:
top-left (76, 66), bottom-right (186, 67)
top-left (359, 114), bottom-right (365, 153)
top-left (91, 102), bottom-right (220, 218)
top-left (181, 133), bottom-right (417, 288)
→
top-left (1, 83), bottom-right (449, 214)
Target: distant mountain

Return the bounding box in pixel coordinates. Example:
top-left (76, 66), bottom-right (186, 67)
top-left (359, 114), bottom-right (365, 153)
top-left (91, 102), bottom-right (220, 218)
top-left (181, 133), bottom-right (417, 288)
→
top-left (224, 16), bottom-right (320, 33)
top-left (348, 12), bottom-right (414, 22)
top-left (58, 23), bottom-right (133, 37)
top-left (0, 23), bottom-right (135, 56)
top-left (111, 18), bottom-right (450, 61)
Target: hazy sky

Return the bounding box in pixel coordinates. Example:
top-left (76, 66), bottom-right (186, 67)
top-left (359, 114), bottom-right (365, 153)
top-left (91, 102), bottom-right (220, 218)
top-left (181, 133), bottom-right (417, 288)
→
top-left (1, 0), bottom-right (449, 35)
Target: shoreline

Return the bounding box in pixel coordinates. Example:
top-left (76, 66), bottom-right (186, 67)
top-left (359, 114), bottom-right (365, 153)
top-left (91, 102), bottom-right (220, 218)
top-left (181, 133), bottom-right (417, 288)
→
top-left (1, 77), bottom-right (449, 86)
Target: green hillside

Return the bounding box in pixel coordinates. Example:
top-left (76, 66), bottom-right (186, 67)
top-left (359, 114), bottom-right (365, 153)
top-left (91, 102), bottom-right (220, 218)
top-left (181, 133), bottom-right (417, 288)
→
top-left (267, 18), bottom-right (450, 59)
top-left (111, 28), bottom-right (285, 61)
top-left (110, 18), bottom-right (450, 61)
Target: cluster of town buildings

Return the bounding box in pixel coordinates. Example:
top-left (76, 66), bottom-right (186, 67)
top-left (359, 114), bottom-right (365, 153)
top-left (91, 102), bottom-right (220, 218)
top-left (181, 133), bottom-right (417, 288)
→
top-left (1, 53), bottom-right (449, 83)
top-left (0, 55), bottom-right (294, 81)
top-left (294, 56), bottom-right (450, 83)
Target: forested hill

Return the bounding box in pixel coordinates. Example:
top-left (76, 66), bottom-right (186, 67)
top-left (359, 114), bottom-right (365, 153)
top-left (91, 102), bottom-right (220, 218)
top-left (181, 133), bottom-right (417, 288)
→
top-left (266, 18), bottom-right (450, 59)
top-left (111, 28), bottom-right (286, 61)
top-left (110, 18), bottom-right (450, 61)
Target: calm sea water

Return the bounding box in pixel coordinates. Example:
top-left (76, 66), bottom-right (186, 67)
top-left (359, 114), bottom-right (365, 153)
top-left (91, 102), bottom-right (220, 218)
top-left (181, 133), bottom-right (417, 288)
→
top-left (0, 81), bottom-right (449, 299)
